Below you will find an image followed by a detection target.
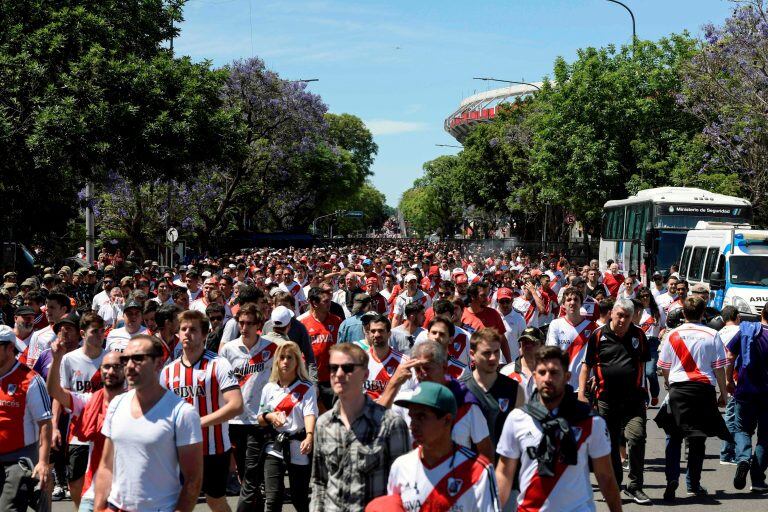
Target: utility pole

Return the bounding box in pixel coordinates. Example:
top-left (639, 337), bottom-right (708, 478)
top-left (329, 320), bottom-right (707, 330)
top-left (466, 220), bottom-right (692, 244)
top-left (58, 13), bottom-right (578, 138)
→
top-left (85, 182), bottom-right (95, 264)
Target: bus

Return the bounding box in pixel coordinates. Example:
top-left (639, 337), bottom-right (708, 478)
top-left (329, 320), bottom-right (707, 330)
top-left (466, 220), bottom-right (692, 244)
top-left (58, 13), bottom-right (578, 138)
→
top-left (598, 187), bottom-right (752, 284)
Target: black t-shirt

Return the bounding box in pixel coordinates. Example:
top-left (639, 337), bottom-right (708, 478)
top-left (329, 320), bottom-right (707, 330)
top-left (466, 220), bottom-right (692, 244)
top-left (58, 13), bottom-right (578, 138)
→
top-left (461, 372), bottom-right (519, 450)
top-left (585, 323), bottom-right (649, 402)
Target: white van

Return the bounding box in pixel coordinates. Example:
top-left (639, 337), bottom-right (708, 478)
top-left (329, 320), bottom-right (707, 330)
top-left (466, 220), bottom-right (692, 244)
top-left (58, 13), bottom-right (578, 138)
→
top-left (678, 222), bottom-right (768, 320)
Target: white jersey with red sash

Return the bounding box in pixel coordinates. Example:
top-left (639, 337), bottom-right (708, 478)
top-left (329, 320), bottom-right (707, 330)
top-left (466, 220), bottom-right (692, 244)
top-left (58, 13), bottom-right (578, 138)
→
top-left (26, 325), bottom-right (55, 369)
top-left (219, 337), bottom-right (280, 425)
top-left (546, 270), bottom-right (565, 294)
top-left (257, 379), bottom-right (318, 465)
top-left (545, 318), bottom-right (598, 391)
top-left (393, 290), bottom-right (433, 320)
top-left (60, 348), bottom-right (105, 445)
top-left (638, 308), bottom-right (664, 339)
top-left (364, 346), bottom-right (408, 400)
top-left (279, 281), bottom-right (307, 313)
top-left (497, 410), bottom-right (611, 512)
top-left (558, 296), bottom-right (600, 322)
top-left (446, 356), bottom-right (469, 381)
top-left (513, 297), bottom-right (539, 328)
top-left (387, 446), bottom-right (500, 512)
top-left (0, 362), bottom-right (52, 456)
top-left (658, 323), bottom-right (726, 386)
top-left (160, 350), bottom-right (239, 454)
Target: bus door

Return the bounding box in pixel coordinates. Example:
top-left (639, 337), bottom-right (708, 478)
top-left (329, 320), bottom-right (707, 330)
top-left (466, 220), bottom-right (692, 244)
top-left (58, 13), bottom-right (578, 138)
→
top-left (630, 240), bottom-right (642, 280)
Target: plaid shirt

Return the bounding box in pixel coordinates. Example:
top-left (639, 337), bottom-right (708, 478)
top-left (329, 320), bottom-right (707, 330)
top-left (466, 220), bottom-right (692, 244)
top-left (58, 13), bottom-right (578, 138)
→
top-left (310, 395), bottom-right (410, 512)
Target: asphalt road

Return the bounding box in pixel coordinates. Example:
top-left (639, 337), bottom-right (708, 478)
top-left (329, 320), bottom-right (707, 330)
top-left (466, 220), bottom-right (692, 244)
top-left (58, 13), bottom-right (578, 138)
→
top-left (52, 391), bottom-right (767, 512)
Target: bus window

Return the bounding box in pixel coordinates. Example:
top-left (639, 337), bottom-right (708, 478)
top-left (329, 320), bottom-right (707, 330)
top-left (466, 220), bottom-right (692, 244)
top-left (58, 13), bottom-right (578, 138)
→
top-left (613, 207), bottom-right (625, 239)
top-left (688, 247), bottom-right (706, 282)
top-left (679, 246), bottom-right (692, 277)
top-left (703, 248), bottom-right (719, 282)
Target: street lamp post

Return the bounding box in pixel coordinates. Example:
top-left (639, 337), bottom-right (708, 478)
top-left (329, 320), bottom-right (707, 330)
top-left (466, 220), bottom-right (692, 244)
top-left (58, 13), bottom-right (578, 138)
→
top-left (606, 0), bottom-right (636, 50)
top-left (435, 144), bottom-right (463, 149)
top-left (473, 77), bottom-right (541, 91)
top-left (312, 210), bottom-right (343, 237)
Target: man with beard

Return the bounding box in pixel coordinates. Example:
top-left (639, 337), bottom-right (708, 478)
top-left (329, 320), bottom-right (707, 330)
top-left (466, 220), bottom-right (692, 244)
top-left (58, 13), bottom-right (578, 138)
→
top-left (46, 337), bottom-right (126, 512)
top-left (495, 346), bottom-right (621, 511)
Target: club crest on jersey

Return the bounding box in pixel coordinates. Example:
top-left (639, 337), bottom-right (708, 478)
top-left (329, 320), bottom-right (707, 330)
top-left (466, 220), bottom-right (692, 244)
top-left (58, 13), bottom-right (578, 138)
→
top-left (583, 330), bottom-right (592, 339)
top-left (631, 337), bottom-right (639, 349)
top-left (447, 477), bottom-right (463, 497)
top-left (498, 398), bottom-right (509, 412)
top-left (386, 365), bottom-right (396, 375)
top-left (262, 350), bottom-right (272, 361)
top-left (291, 391), bottom-right (301, 402)
top-left (453, 341), bottom-right (461, 352)
top-left (6, 384), bottom-right (16, 395)
top-left (571, 426), bottom-right (583, 442)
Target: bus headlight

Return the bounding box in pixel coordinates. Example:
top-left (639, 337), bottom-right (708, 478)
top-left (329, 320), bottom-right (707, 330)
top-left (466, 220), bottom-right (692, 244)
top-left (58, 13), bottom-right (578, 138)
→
top-left (732, 296), bottom-right (753, 315)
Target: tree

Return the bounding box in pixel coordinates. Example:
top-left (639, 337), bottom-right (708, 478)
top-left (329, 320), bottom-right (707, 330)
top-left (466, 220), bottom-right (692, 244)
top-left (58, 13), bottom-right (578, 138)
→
top-left (679, 0), bottom-right (768, 224)
top-left (528, 35), bottom-right (707, 233)
top-left (0, 0), bottom-right (235, 250)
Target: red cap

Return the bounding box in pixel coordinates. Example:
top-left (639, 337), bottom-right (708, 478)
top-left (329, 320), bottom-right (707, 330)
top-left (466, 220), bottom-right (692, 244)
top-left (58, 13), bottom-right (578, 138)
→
top-left (428, 265), bottom-right (439, 277)
top-left (497, 287), bottom-right (514, 300)
top-left (365, 494), bottom-right (406, 512)
top-left (455, 274), bottom-right (468, 284)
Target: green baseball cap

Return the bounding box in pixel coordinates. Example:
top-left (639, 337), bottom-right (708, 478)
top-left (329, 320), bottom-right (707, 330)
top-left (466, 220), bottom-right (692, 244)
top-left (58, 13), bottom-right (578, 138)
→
top-left (394, 381), bottom-right (457, 416)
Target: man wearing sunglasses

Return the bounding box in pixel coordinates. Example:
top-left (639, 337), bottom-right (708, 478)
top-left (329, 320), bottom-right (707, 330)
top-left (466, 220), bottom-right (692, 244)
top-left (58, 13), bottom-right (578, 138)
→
top-left (311, 343), bottom-right (409, 512)
top-left (94, 335), bottom-right (203, 512)
top-left (46, 335), bottom-right (126, 512)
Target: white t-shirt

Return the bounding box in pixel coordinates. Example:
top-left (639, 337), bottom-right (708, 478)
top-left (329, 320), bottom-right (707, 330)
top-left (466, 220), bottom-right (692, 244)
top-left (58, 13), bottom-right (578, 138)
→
top-left (257, 379), bottom-right (318, 465)
top-left (545, 318), bottom-right (598, 391)
top-left (98, 302), bottom-right (123, 328)
top-left (102, 389), bottom-right (202, 512)
top-left (499, 308), bottom-right (526, 364)
top-left (413, 327), bottom-right (471, 367)
top-left (92, 290), bottom-right (110, 312)
top-left (105, 326), bottom-right (148, 353)
top-left (26, 325), bottom-right (55, 369)
top-left (387, 446), bottom-right (500, 511)
top-left (497, 409), bottom-right (611, 512)
top-left (513, 297), bottom-right (539, 328)
top-left (717, 324), bottom-right (740, 348)
top-left (60, 348), bottom-right (106, 445)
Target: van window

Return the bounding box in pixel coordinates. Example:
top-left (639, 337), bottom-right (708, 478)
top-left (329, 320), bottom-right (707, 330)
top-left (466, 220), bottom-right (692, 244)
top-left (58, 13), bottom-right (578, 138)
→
top-left (688, 247), bottom-right (706, 282)
top-left (716, 254), bottom-right (725, 274)
top-left (703, 248), bottom-right (719, 283)
top-left (679, 246), bottom-right (692, 278)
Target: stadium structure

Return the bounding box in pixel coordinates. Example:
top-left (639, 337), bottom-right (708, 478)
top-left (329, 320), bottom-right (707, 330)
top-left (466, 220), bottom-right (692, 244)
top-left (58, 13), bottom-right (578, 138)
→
top-left (444, 82), bottom-right (543, 142)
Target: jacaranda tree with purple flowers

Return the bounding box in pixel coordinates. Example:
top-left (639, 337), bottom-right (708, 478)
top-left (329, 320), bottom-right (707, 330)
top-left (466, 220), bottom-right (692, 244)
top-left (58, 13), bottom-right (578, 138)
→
top-left (679, 0), bottom-right (768, 224)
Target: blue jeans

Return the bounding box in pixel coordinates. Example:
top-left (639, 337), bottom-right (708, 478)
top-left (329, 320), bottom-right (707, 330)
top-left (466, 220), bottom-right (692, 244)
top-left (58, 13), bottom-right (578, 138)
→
top-left (78, 498), bottom-right (94, 512)
top-left (721, 395), bottom-right (737, 461)
top-left (733, 395), bottom-right (768, 485)
top-left (645, 337), bottom-right (660, 400)
top-left (665, 434), bottom-right (705, 490)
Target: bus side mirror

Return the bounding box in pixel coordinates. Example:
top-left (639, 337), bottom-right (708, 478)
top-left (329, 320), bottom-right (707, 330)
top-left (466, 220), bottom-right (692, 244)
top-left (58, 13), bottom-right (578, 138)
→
top-left (710, 271), bottom-right (724, 290)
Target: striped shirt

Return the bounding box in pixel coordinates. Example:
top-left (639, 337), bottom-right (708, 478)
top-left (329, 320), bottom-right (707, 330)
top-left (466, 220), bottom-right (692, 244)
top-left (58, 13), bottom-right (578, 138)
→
top-left (160, 350), bottom-right (239, 455)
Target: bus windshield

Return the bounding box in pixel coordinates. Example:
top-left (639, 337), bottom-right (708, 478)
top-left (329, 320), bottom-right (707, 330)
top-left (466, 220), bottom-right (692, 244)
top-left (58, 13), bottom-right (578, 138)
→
top-left (655, 231), bottom-right (687, 275)
top-left (730, 256), bottom-right (768, 286)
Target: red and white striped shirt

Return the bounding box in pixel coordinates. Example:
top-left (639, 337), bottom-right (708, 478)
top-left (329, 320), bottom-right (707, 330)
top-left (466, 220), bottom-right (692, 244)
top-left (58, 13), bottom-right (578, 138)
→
top-left (364, 346), bottom-right (408, 400)
top-left (160, 350), bottom-right (239, 455)
top-left (658, 323), bottom-right (726, 386)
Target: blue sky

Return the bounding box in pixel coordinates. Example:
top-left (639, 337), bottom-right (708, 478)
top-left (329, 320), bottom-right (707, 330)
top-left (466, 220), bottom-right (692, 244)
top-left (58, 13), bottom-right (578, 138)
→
top-left (175, 0), bottom-right (735, 206)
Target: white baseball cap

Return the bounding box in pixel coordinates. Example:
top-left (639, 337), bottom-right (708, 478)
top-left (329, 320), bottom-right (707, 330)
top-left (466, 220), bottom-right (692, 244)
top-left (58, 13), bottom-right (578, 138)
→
top-left (271, 305), bottom-right (294, 328)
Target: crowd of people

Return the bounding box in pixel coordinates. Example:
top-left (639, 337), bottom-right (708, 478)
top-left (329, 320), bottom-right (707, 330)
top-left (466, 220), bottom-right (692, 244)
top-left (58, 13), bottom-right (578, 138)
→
top-left (1, 241), bottom-right (767, 512)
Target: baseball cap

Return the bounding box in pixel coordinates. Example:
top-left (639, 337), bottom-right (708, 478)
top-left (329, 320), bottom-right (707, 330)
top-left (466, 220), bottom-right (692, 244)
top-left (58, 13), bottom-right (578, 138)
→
top-left (691, 283), bottom-right (709, 293)
top-left (571, 276), bottom-right (586, 286)
top-left (497, 288), bottom-right (514, 300)
top-left (652, 271), bottom-right (663, 278)
top-left (53, 313), bottom-right (80, 334)
top-left (428, 265), bottom-right (439, 277)
top-left (271, 305), bottom-right (294, 328)
top-left (404, 274), bottom-right (418, 283)
top-left (21, 278), bottom-right (37, 288)
top-left (362, 258), bottom-right (372, 266)
top-left (123, 300), bottom-right (142, 311)
top-left (0, 325), bottom-right (15, 344)
top-left (519, 326), bottom-right (544, 344)
top-left (394, 381), bottom-right (457, 416)
top-left (14, 306), bottom-right (35, 317)
top-left (454, 274), bottom-right (468, 285)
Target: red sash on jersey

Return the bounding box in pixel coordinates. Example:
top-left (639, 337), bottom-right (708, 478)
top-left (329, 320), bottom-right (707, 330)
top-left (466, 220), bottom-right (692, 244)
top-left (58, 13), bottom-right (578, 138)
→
top-left (0, 364), bottom-right (34, 455)
top-left (420, 451), bottom-right (490, 511)
top-left (667, 332), bottom-right (709, 383)
top-left (239, 343), bottom-right (278, 385)
top-left (289, 283), bottom-right (301, 296)
top-left (566, 321), bottom-right (596, 364)
top-left (450, 333), bottom-right (468, 360)
top-left (519, 417), bottom-right (593, 511)
top-left (274, 382), bottom-right (311, 416)
top-left (523, 301), bottom-right (536, 324)
top-left (640, 316), bottom-right (655, 333)
top-left (71, 389), bottom-right (108, 495)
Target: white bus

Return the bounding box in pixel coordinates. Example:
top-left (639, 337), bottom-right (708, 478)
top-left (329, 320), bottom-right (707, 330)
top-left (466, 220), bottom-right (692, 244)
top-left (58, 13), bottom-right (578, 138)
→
top-left (599, 187), bottom-right (752, 284)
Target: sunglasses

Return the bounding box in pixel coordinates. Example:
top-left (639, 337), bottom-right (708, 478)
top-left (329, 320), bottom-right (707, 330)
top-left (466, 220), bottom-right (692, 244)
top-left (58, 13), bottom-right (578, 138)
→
top-left (101, 363), bottom-right (124, 371)
top-left (329, 363), bottom-right (363, 374)
top-left (119, 353), bottom-right (158, 364)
